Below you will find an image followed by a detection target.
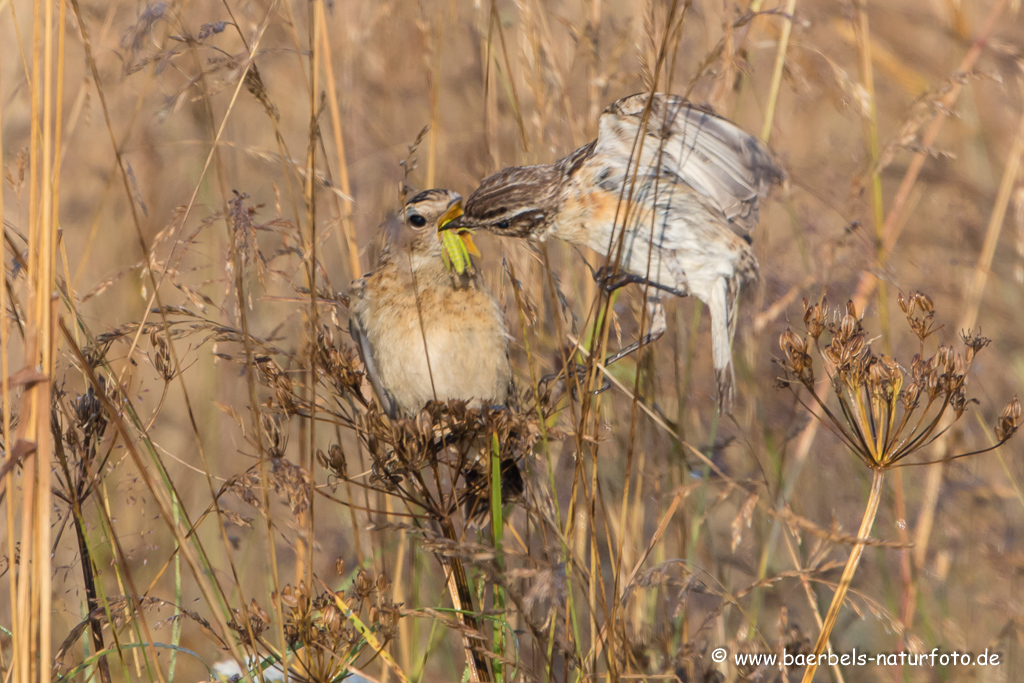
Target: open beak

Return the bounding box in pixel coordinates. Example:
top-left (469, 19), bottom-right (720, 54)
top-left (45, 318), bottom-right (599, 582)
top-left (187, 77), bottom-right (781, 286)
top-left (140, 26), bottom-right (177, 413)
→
top-left (437, 200), bottom-right (480, 258)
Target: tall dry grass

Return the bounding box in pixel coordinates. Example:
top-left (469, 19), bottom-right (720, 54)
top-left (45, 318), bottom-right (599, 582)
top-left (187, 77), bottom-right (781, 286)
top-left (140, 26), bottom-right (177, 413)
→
top-left (2, 1), bottom-right (1024, 682)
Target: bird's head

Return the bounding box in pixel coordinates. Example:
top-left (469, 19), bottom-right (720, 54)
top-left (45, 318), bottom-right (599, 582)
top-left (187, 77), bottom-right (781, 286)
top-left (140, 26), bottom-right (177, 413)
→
top-left (403, 188), bottom-right (463, 234)
top-left (452, 164), bottom-right (562, 238)
top-left (404, 189), bottom-right (479, 274)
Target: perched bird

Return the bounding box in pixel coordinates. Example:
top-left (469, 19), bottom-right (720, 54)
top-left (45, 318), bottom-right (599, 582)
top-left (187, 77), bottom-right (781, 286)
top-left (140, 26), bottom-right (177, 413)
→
top-left (452, 92), bottom-right (784, 410)
top-left (348, 189), bottom-right (513, 418)
top-left (348, 188), bottom-right (525, 517)
top-left (349, 188), bottom-right (520, 683)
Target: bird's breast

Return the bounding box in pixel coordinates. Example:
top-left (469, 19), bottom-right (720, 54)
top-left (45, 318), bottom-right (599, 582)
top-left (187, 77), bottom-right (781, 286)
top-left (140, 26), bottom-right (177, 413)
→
top-left (552, 173), bottom-right (656, 253)
top-left (359, 276), bottom-right (511, 415)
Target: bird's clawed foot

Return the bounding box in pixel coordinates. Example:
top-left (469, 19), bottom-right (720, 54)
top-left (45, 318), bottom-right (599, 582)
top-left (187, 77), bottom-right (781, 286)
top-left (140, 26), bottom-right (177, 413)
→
top-left (539, 362), bottom-right (612, 398)
top-left (593, 266), bottom-right (688, 297)
top-left (595, 265), bottom-right (643, 293)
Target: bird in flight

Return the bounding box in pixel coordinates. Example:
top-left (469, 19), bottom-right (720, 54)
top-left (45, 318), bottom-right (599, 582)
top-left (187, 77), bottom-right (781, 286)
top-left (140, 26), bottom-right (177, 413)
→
top-left (452, 92), bottom-right (784, 411)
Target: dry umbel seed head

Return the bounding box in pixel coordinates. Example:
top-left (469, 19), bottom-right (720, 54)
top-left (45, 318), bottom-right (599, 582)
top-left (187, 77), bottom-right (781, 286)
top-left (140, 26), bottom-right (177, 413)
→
top-left (354, 569), bottom-right (375, 600)
top-left (961, 329), bottom-right (991, 365)
top-left (317, 443), bottom-right (347, 480)
top-left (255, 357), bottom-right (300, 415)
top-left (779, 329), bottom-right (814, 384)
top-left (312, 324), bottom-right (365, 398)
top-left (233, 570), bottom-right (401, 682)
top-left (777, 292), bottom-right (1018, 468)
top-left (996, 397), bottom-right (1021, 441)
top-left (228, 599), bottom-right (271, 645)
top-left (899, 290), bottom-right (940, 340)
top-left (803, 297), bottom-right (828, 340)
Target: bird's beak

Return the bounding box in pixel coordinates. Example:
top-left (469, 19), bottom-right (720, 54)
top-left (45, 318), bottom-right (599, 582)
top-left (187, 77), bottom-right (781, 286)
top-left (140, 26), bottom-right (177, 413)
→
top-left (437, 200), bottom-right (480, 258)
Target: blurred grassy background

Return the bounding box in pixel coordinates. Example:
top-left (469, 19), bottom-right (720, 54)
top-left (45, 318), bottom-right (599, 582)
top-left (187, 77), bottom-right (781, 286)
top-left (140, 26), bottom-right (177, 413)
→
top-left (2, 0), bottom-right (1024, 681)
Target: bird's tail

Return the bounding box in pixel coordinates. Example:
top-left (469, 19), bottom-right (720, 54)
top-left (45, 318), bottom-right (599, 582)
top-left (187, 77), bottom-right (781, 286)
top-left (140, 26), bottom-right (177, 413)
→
top-left (710, 275), bottom-right (740, 413)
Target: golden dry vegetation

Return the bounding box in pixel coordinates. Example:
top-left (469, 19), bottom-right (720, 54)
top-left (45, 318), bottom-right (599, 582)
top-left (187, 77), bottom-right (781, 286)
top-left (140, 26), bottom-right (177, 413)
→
top-left (2, 1), bottom-right (1024, 682)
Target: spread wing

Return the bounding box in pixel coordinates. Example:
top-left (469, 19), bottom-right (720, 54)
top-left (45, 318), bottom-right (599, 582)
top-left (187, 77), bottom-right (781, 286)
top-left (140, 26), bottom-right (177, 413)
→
top-left (348, 278), bottom-right (398, 419)
top-left (595, 93), bottom-right (784, 234)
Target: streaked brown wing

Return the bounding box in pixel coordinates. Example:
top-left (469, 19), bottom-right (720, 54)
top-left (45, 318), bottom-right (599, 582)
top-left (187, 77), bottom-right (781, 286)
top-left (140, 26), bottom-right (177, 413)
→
top-left (596, 92), bottom-right (783, 233)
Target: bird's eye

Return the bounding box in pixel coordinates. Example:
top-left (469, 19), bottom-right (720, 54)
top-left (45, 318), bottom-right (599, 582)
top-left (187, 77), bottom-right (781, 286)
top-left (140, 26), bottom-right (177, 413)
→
top-left (409, 214), bottom-right (427, 228)
top-left (497, 220), bottom-right (511, 230)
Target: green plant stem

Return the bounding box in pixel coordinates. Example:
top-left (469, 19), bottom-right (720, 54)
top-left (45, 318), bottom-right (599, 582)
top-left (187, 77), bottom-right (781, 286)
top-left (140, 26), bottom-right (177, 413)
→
top-left (802, 468), bottom-right (885, 683)
top-left (490, 433), bottom-right (505, 683)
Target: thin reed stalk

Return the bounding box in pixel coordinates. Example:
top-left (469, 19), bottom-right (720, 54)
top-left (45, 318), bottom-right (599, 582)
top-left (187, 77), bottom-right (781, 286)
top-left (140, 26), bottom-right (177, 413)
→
top-left (800, 468), bottom-right (884, 683)
top-left (761, 0), bottom-right (797, 143)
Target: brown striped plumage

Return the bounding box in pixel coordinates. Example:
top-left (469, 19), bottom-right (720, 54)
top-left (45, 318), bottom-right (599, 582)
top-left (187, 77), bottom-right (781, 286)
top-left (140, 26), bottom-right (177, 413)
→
top-left (455, 93), bottom-right (784, 411)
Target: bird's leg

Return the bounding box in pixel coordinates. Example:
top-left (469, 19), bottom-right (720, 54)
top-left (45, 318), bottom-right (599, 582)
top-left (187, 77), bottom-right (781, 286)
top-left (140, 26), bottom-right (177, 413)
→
top-left (602, 296), bottom-right (667, 366)
top-left (538, 362), bottom-right (612, 396)
top-left (593, 265), bottom-right (688, 298)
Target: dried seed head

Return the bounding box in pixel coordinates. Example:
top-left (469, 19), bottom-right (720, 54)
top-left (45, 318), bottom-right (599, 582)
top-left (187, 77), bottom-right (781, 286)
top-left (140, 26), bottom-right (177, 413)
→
top-left (823, 338), bottom-right (842, 366)
top-left (912, 292), bottom-right (933, 314)
top-left (961, 329), bottom-right (991, 365)
top-left (321, 603), bottom-right (342, 632)
top-left (903, 291), bottom-right (939, 339)
top-left (839, 314), bottom-right (857, 343)
top-left (229, 599), bottom-right (271, 644)
top-left (261, 412), bottom-right (286, 458)
top-left (952, 352), bottom-right (965, 379)
top-left (317, 443), bottom-right (347, 479)
top-left (355, 569), bottom-right (375, 599)
top-left (781, 289), bottom-right (1011, 469)
top-left (897, 291), bottom-right (910, 315)
top-left (802, 297), bottom-right (828, 340)
top-left (867, 356), bottom-right (893, 398)
top-left (279, 584), bottom-right (299, 609)
top-left (949, 387), bottom-right (968, 418)
top-left (882, 355), bottom-right (901, 376)
top-left (150, 330), bottom-right (174, 381)
top-left (901, 382), bottom-right (921, 410)
top-left (779, 329), bottom-right (813, 382)
top-left (257, 358), bottom-right (299, 415)
top-left (73, 385), bottom-right (107, 438)
top-left (935, 346), bottom-right (955, 374)
top-left (335, 557), bottom-right (345, 576)
top-left (313, 325), bottom-right (365, 397)
top-left (996, 397), bottom-right (1021, 441)
top-left (846, 332), bottom-right (866, 360)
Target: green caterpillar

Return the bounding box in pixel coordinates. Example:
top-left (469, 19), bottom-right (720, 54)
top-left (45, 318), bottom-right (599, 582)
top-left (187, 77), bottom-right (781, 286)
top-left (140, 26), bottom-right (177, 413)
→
top-left (440, 228), bottom-right (473, 274)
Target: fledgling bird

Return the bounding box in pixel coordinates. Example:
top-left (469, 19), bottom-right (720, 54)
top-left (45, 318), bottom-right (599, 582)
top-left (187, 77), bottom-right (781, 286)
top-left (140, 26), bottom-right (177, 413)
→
top-left (348, 189), bottom-right (513, 419)
top-left (348, 190), bottom-right (520, 682)
top-left (452, 92), bottom-right (784, 411)
top-left (348, 188), bottom-right (525, 518)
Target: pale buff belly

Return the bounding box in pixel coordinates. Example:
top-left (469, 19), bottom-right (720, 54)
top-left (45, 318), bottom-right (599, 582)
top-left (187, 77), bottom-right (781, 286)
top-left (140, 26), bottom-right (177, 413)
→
top-left (369, 289), bottom-right (511, 416)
